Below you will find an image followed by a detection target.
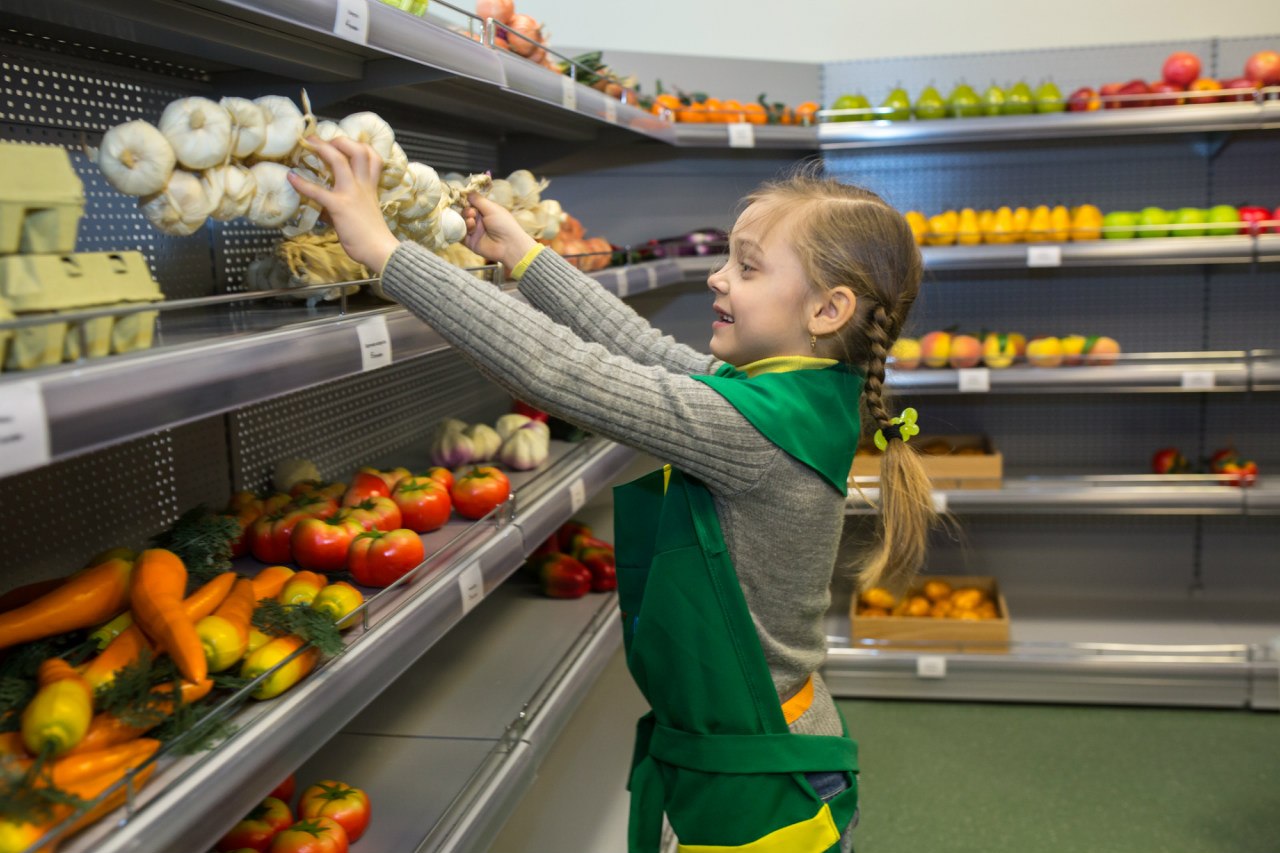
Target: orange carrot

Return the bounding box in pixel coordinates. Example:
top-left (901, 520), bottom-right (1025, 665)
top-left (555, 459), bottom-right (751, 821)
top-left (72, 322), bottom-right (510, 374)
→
top-left (0, 558), bottom-right (133, 651)
top-left (196, 578), bottom-right (255, 672)
top-left (130, 550), bottom-right (206, 684)
top-left (0, 731), bottom-right (27, 758)
top-left (0, 578), bottom-right (66, 614)
top-left (251, 566), bottom-right (294, 602)
top-left (66, 679), bottom-right (211, 756)
top-left (183, 572), bottom-right (237, 620)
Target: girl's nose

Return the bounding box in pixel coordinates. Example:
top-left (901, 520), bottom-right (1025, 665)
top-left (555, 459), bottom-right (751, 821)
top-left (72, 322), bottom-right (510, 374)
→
top-left (707, 263), bottom-right (729, 293)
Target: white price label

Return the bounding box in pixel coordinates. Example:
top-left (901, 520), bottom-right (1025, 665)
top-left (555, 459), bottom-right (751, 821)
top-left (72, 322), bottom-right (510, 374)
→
top-left (0, 380), bottom-right (51, 479)
top-left (604, 97), bottom-right (618, 124)
top-left (916, 655), bottom-right (948, 679)
top-left (333, 0), bottom-right (369, 44)
top-left (1181, 370), bottom-right (1216, 390)
top-left (569, 478), bottom-right (587, 513)
top-left (727, 122), bottom-right (756, 148)
top-left (645, 265), bottom-right (658, 290)
top-left (1026, 245), bottom-right (1062, 267)
top-left (615, 271), bottom-right (630, 299)
top-left (958, 368), bottom-right (991, 393)
top-left (356, 316), bottom-right (392, 371)
top-left (931, 491), bottom-right (949, 513)
top-left (458, 562), bottom-right (485, 615)
top-left (560, 75), bottom-right (577, 111)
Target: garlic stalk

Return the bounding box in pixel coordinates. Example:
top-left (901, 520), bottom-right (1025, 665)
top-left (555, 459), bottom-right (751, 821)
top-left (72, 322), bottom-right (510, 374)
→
top-left (139, 170), bottom-right (215, 236)
top-left (255, 95), bottom-right (306, 161)
top-left (94, 120), bottom-right (176, 196)
top-left (158, 97), bottom-right (233, 170)
top-left (339, 112), bottom-right (396, 161)
top-left (219, 97), bottom-right (267, 160)
top-left (247, 161), bottom-right (301, 228)
top-left (506, 169), bottom-right (549, 211)
top-left (205, 163), bottom-right (256, 221)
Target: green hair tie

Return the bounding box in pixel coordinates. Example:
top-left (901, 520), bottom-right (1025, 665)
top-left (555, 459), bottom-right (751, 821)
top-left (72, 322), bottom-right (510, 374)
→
top-left (873, 407), bottom-right (920, 451)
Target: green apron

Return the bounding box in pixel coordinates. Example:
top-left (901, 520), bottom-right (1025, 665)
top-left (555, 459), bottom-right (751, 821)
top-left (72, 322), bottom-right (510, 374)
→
top-left (614, 362), bottom-right (864, 852)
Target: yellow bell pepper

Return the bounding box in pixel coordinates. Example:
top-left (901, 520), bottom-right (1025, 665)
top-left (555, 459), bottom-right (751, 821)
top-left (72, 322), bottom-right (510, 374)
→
top-left (21, 659), bottom-right (92, 756)
top-left (240, 635), bottom-right (319, 700)
top-left (312, 582), bottom-right (364, 630)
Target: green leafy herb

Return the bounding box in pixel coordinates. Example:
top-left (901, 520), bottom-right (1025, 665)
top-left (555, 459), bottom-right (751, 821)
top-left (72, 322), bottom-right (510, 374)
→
top-left (0, 677), bottom-right (34, 733)
top-left (93, 650), bottom-right (168, 728)
top-left (150, 506), bottom-right (241, 587)
top-left (151, 697), bottom-right (237, 755)
top-left (251, 600), bottom-right (343, 657)
top-left (211, 671), bottom-right (252, 693)
top-left (0, 752), bottom-right (88, 824)
top-left (0, 635), bottom-right (96, 731)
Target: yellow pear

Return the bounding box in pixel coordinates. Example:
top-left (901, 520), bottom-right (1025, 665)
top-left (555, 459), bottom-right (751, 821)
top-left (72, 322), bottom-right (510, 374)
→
top-left (1070, 204), bottom-right (1103, 241)
top-left (1049, 205), bottom-right (1071, 242)
top-left (1012, 206), bottom-right (1031, 242)
top-left (1027, 205), bottom-right (1052, 242)
top-left (904, 211), bottom-right (928, 245)
top-left (987, 206), bottom-right (1017, 244)
top-left (978, 209), bottom-right (997, 241)
top-left (957, 208), bottom-right (981, 245)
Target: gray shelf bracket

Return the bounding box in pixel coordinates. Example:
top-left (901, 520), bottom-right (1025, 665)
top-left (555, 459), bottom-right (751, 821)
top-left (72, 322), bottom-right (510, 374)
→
top-left (1189, 132), bottom-right (1232, 161)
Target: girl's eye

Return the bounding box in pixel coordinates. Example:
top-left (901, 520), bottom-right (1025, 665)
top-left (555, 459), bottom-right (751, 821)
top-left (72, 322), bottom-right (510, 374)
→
top-left (739, 261), bottom-right (755, 273)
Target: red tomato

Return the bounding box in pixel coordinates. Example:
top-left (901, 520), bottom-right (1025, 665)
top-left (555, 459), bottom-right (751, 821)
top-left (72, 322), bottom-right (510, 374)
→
top-left (530, 554), bottom-right (592, 599)
top-left (333, 498), bottom-right (401, 533)
top-left (269, 773), bottom-right (296, 805)
top-left (343, 472), bottom-right (391, 507)
top-left (391, 477), bottom-right (452, 533)
top-left (289, 493), bottom-right (339, 520)
top-left (450, 467), bottom-right (511, 520)
top-left (217, 797), bottom-right (293, 852)
top-left (360, 466), bottom-right (411, 490)
top-left (225, 512), bottom-right (255, 559)
top-left (228, 490), bottom-right (265, 517)
top-left (251, 510), bottom-right (308, 565)
top-left (348, 529), bottom-right (426, 587)
top-left (299, 780), bottom-right (371, 843)
top-left (291, 518), bottom-right (364, 574)
top-left (512, 400), bottom-right (550, 422)
top-left (290, 480), bottom-right (347, 501)
top-left (268, 818), bottom-right (348, 853)
top-left (424, 466), bottom-right (454, 492)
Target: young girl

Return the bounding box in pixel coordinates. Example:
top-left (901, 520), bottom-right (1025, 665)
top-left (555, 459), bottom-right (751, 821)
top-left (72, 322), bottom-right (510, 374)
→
top-left (290, 142), bottom-right (934, 853)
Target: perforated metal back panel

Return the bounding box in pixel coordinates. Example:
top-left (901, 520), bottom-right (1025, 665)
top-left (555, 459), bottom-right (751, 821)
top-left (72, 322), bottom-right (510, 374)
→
top-left (229, 350), bottom-right (509, 492)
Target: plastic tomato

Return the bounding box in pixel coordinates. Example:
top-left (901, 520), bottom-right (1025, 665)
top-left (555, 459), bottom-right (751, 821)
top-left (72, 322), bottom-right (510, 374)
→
top-left (250, 510), bottom-right (308, 564)
top-left (217, 797), bottom-right (293, 852)
top-left (289, 493), bottom-right (339, 520)
top-left (359, 466), bottom-right (411, 490)
top-left (269, 773), bottom-right (297, 805)
top-left (450, 467), bottom-right (511, 520)
top-left (391, 477), bottom-right (452, 533)
top-left (334, 497), bottom-right (401, 532)
top-left (268, 817), bottom-right (348, 853)
top-left (423, 466), bottom-right (454, 491)
top-left (291, 518), bottom-right (364, 574)
top-left (347, 528), bottom-right (426, 587)
top-left (342, 471), bottom-right (391, 507)
top-left (299, 780), bottom-right (371, 842)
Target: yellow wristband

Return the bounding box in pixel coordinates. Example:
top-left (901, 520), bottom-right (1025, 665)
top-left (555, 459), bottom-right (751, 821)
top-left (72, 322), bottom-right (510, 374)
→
top-left (509, 244), bottom-right (545, 280)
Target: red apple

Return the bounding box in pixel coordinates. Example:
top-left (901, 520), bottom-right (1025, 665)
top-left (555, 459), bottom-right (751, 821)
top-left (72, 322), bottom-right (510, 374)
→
top-left (1162, 51), bottom-right (1201, 87)
top-left (1099, 82), bottom-right (1124, 109)
top-left (1149, 81), bottom-right (1185, 106)
top-left (1117, 79), bottom-right (1151, 108)
top-left (1186, 78), bottom-right (1222, 104)
top-left (1219, 77), bottom-right (1258, 102)
top-left (1272, 206), bottom-right (1280, 235)
top-left (1239, 205), bottom-right (1270, 235)
top-left (1244, 50), bottom-right (1280, 86)
top-left (1151, 447), bottom-right (1189, 475)
top-left (1067, 86), bottom-right (1101, 111)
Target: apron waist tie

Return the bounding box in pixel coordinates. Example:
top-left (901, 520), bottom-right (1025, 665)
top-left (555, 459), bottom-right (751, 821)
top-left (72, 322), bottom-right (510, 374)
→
top-left (649, 723), bottom-right (859, 775)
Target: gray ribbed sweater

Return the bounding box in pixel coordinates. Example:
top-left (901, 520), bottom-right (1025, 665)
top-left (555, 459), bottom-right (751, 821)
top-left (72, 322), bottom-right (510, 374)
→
top-left (382, 243), bottom-right (846, 738)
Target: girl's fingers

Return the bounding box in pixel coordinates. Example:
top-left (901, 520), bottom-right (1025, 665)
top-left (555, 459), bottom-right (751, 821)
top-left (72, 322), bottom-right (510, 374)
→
top-left (287, 171), bottom-right (335, 210)
top-left (468, 193), bottom-right (503, 216)
top-left (306, 138), bottom-right (356, 191)
top-left (330, 137), bottom-right (380, 187)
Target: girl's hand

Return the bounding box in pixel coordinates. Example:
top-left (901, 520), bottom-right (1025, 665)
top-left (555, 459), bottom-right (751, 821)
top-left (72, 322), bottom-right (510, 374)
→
top-left (463, 193), bottom-right (538, 272)
top-left (287, 137), bottom-right (400, 274)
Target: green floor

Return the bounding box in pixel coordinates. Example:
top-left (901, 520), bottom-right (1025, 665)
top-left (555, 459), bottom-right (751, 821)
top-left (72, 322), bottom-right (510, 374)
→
top-left (837, 700), bottom-right (1280, 853)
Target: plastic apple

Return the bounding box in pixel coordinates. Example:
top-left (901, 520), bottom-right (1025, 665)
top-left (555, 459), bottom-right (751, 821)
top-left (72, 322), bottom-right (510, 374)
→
top-left (920, 331), bottom-right (952, 369)
top-left (1239, 206), bottom-right (1270, 235)
top-left (1060, 334), bottom-right (1087, 366)
top-left (982, 333), bottom-right (1018, 369)
top-left (1219, 77), bottom-right (1258, 102)
top-left (889, 337), bottom-right (921, 370)
top-left (1244, 50), bottom-right (1280, 85)
top-left (1083, 336), bottom-right (1121, 366)
top-left (1117, 79), bottom-right (1151, 108)
top-left (1186, 79), bottom-right (1222, 104)
top-left (1066, 86), bottom-right (1100, 112)
top-left (1162, 52), bottom-right (1201, 87)
top-left (948, 334), bottom-right (982, 369)
top-left (1099, 82), bottom-right (1124, 109)
top-left (1025, 337), bottom-right (1063, 368)
top-left (1149, 81), bottom-right (1185, 106)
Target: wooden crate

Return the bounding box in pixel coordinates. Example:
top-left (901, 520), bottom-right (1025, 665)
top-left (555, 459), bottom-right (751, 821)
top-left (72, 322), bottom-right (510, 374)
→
top-left (851, 434), bottom-right (1003, 490)
top-left (850, 574), bottom-right (1010, 654)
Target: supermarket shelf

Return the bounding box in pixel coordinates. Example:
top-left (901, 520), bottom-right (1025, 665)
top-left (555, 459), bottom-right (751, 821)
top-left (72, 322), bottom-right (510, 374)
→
top-left (847, 476), bottom-right (1264, 516)
top-left (61, 437), bottom-right (633, 853)
top-left (671, 123), bottom-right (820, 149)
top-left (0, 260), bottom-right (673, 473)
top-left (817, 99), bottom-right (1279, 150)
top-left (886, 351), bottom-right (1263, 394)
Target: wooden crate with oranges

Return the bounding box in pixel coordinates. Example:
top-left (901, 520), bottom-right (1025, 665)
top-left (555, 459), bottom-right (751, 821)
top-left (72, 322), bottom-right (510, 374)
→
top-left (850, 575), bottom-right (1010, 653)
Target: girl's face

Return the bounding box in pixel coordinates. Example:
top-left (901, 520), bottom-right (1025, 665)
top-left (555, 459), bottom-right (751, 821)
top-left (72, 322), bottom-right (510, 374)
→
top-left (707, 202), bottom-right (815, 366)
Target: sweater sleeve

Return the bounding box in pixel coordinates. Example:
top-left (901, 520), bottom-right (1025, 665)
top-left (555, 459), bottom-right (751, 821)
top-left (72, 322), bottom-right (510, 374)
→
top-left (381, 242), bottom-right (776, 495)
top-left (517, 248), bottom-right (721, 376)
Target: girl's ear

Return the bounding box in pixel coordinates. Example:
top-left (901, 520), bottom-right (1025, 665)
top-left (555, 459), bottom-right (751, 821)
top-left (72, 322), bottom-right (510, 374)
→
top-left (809, 286), bottom-right (857, 337)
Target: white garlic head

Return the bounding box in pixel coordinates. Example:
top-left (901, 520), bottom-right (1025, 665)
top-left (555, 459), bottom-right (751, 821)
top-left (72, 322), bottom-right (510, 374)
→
top-left (339, 112), bottom-right (396, 161)
top-left (159, 97), bottom-right (233, 170)
top-left (506, 169), bottom-right (548, 211)
top-left (206, 163), bottom-right (257, 221)
top-left (486, 179), bottom-right (515, 210)
top-left (254, 95), bottom-right (306, 161)
top-left (379, 142), bottom-right (408, 190)
top-left (438, 207), bottom-right (467, 245)
top-left (220, 97), bottom-right (267, 160)
top-left (247, 161), bottom-right (301, 228)
top-left (95, 120), bottom-right (176, 197)
top-left (139, 170), bottom-right (215, 236)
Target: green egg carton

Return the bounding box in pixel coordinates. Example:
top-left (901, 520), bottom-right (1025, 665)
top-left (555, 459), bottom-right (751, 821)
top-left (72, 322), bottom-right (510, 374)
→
top-left (6, 318), bottom-right (67, 371)
top-left (0, 142), bottom-right (85, 255)
top-left (0, 251), bottom-right (161, 312)
top-left (63, 304), bottom-right (160, 361)
top-left (0, 297), bottom-right (12, 369)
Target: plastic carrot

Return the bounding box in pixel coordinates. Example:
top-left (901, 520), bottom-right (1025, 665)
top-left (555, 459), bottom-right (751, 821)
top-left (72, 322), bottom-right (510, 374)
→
top-left (0, 558), bottom-right (134, 651)
top-left (312, 582), bottom-right (363, 629)
top-left (240, 636), bottom-right (319, 699)
top-left (21, 659), bottom-right (93, 756)
top-left (0, 577), bottom-right (66, 614)
top-left (9, 736), bottom-right (161, 787)
top-left (277, 572), bottom-right (326, 607)
top-left (87, 570), bottom-right (234, 652)
top-left (0, 731), bottom-right (27, 758)
top-left (130, 550), bottom-right (206, 684)
top-left (196, 578), bottom-right (255, 672)
top-left (251, 565), bottom-right (295, 602)
top-left (66, 679), bottom-right (211, 756)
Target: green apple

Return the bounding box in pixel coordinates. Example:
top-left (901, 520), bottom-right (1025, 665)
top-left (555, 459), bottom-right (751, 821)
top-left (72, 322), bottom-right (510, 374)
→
top-left (1102, 211), bottom-right (1139, 239)
top-left (1206, 204), bottom-right (1240, 236)
top-left (1137, 207), bottom-right (1171, 238)
top-left (1003, 81), bottom-right (1035, 115)
top-left (1034, 80), bottom-right (1065, 113)
top-left (880, 87), bottom-right (911, 121)
top-left (1172, 207), bottom-right (1208, 237)
top-left (948, 83), bottom-right (982, 118)
top-left (832, 93), bottom-right (871, 122)
top-left (981, 84), bottom-right (1006, 116)
top-left (914, 85), bottom-right (947, 120)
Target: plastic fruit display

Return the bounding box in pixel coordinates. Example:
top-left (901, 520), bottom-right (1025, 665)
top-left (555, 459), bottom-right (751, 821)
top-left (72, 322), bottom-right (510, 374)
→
top-left (914, 85), bottom-right (947, 120)
top-left (981, 83), bottom-right (1006, 116)
top-left (880, 87), bottom-right (912, 121)
top-left (948, 83), bottom-right (982, 117)
top-left (1137, 207), bottom-right (1172, 238)
top-left (948, 334), bottom-right (982, 369)
top-left (856, 581), bottom-right (1001, 621)
top-left (1034, 80), bottom-right (1065, 112)
top-left (831, 93), bottom-right (872, 121)
top-left (906, 203), bottom-right (1103, 245)
top-left (1026, 336), bottom-right (1064, 368)
top-left (890, 337), bottom-right (921, 370)
top-left (1003, 81), bottom-right (1035, 115)
top-left (1206, 205), bottom-right (1240, 236)
top-left (920, 331), bottom-right (952, 368)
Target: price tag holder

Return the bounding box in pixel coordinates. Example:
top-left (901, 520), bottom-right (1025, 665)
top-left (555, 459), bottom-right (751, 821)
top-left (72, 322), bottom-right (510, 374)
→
top-left (333, 0), bottom-right (370, 44)
top-left (1181, 370), bottom-right (1216, 390)
top-left (569, 478), bottom-right (586, 513)
top-left (931, 491), bottom-right (949, 513)
top-left (958, 368), bottom-right (991, 393)
top-left (615, 271), bottom-right (629, 299)
top-left (916, 655), bottom-right (948, 679)
top-left (1026, 245), bottom-right (1062, 267)
top-left (356, 316), bottom-right (392, 371)
top-left (560, 76), bottom-right (577, 111)
top-left (458, 562), bottom-right (485, 615)
top-left (604, 97), bottom-right (618, 124)
top-left (727, 122), bottom-right (756, 148)
top-left (645, 265), bottom-right (658, 290)
top-left (0, 380), bottom-right (51, 479)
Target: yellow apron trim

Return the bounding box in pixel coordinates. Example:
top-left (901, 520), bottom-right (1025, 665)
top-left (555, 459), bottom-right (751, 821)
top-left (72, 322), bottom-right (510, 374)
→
top-left (736, 355), bottom-right (838, 378)
top-left (676, 803), bottom-right (841, 853)
top-left (780, 675), bottom-right (814, 725)
top-left (663, 464), bottom-right (672, 494)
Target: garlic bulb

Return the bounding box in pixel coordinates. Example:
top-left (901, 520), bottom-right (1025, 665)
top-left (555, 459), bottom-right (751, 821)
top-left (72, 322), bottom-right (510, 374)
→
top-left (205, 163), bottom-right (256, 221)
top-left (442, 172), bottom-right (466, 190)
top-left (498, 426), bottom-right (550, 471)
top-left (512, 208), bottom-right (541, 239)
top-left (159, 97), bottom-right (233, 170)
top-left (255, 95), bottom-right (306, 161)
top-left (273, 457), bottom-right (322, 492)
top-left (486, 179), bottom-right (515, 210)
top-left (401, 216), bottom-right (435, 242)
top-left (398, 162), bottom-right (443, 220)
top-left (507, 169), bottom-right (548, 210)
top-left (247, 161), bottom-right (301, 228)
top-left (139, 170), bottom-right (215, 236)
top-left (220, 97), bottom-right (267, 160)
top-left (339, 112), bottom-right (396, 161)
top-left (463, 423), bottom-right (503, 462)
top-left (437, 207), bottom-right (467, 245)
top-left (428, 419), bottom-right (475, 468)
top-left (95, 120), bottom-right (176, 196)
top-left (379, 142), bottom-right (408, 190)
top-left (535, 203), bottom-right (561, 240)
top-left (495, 413), bottom-right (533, 442)
top-left (293, 120), bottom-right (347, 177)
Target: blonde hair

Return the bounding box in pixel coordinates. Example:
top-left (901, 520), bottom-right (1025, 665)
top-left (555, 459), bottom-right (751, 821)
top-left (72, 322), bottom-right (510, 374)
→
top-left (745, 168), bottom-right (936, 594)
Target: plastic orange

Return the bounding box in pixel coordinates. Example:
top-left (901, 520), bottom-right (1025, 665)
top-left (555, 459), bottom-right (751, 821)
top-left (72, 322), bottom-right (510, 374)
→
top-left (742, 103), bottom-right (768, 125)
top-left (678, 102), bottom-right (707, 123)
top-left (719, 99), bottom-right (744, 122)
top-left (793, 101), bottom-right (820, 125)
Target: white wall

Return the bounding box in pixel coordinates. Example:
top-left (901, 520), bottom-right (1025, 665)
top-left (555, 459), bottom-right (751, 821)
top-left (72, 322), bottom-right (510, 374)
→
top-left (522, 0), bottom-right (1279, 64)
